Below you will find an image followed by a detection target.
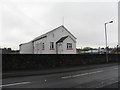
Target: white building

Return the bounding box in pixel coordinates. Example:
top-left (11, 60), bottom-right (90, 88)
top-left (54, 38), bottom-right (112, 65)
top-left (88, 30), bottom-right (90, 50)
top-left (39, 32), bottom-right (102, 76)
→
top-left (19, 25), bottom-right (77, 54)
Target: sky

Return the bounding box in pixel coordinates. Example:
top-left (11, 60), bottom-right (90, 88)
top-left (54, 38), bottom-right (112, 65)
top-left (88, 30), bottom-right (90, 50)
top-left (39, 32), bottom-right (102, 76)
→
top-left (0, 0), bottom-right (119, 50)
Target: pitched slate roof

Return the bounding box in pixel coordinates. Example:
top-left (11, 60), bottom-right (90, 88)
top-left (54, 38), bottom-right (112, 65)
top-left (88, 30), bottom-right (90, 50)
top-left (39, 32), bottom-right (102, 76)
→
top-left (32, 25), bottom-right (76, 42)
top-left (32, 36), bottom-right (47, 42)
top-left (56, 36), bottom-right (68, 43)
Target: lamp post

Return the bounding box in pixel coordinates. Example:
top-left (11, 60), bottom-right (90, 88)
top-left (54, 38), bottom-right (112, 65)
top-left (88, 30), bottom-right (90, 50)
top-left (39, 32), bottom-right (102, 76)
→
top-left (104, 21), bottom-right (113, 63)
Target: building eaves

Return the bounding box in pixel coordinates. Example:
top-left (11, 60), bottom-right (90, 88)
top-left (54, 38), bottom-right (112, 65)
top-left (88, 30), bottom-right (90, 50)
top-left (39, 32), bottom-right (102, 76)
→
top-left (56, 36), bottom-right (68, 43)
top-left (19, 41), bottom-right (32, 46)
top-left (32, 25), bottom-right (63, 42)
top-left (62, 25), bottom-right (77, 39)
top-left (32, 36), bottom-right (47, 42)
top-left (32, 25), bottom-right (76, 42)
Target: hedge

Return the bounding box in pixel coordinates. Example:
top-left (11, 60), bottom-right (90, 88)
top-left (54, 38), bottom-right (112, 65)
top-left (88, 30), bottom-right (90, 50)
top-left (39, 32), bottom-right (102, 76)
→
top-left (2, 54), bottom-right (119, 72)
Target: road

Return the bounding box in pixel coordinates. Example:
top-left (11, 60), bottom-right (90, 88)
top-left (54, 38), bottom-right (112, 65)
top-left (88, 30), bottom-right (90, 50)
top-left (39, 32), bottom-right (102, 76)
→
top-left (1, 64), bottom-right (119, 88)
top-left (104, 81), bottom-right (119, 88)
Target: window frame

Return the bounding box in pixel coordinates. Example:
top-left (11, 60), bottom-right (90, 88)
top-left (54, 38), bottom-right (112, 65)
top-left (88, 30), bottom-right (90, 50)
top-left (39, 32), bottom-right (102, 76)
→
top-left (42, 43), bottom-right (45, 50)
top-left (50, 42), bottom-right (54, 50)
top-left (67, 43), bottom-right (73, 50)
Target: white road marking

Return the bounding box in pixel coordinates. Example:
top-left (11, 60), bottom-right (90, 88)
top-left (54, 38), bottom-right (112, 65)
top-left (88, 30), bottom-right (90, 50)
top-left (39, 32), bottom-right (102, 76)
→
top-left (0, 82), bottom-right (31, 87)
top-left (61, 70), bottom-right (103, 79)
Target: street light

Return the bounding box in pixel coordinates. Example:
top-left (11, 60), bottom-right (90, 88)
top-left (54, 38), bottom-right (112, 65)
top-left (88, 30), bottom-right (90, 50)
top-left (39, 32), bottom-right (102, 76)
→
top-left (104, 21), bottom-right (113, 63)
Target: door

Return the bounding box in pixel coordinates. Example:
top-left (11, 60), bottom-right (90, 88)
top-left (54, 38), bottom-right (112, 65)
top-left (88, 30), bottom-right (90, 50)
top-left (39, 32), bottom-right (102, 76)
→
top-left (39, 43), bottom-right (42, 54)
top-left (57, 43), bottom-right (63, 54)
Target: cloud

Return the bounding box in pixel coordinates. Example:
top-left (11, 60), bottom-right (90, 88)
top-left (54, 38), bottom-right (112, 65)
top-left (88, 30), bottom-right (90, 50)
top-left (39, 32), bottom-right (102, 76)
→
top-left (1, 2), bottom-right (118, 49)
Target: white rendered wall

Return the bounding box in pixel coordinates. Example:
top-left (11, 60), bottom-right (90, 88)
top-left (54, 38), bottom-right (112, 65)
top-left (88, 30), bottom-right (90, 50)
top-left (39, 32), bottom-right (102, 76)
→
top-left (20, 42), bottom-right (33, 54)
top-left (62, 37), bottom-right (76, 54)
top-left (33, 26), bottom-right (76, 54)
top-left (44, 26), bottom-right (76, 54)
top-left (33, 37), bottom-right (48, 54)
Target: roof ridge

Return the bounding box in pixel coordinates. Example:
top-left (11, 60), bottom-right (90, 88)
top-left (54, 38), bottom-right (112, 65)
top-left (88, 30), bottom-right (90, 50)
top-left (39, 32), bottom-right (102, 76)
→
top-left (32, 25), bottom-right (76, 42)
top-left (32, 25), bottom-right (63, 41)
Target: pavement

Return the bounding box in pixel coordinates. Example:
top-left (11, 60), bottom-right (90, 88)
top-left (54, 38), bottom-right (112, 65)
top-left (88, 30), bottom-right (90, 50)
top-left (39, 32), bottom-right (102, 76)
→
top-left (1, 63), bottom-right (119, 88)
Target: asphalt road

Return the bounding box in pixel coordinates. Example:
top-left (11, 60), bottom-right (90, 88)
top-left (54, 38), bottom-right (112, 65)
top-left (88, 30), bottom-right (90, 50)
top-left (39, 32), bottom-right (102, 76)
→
top-left (104, 81), bottom-right (119, 88)
top-left (1, 64), bottom-right (119, 88)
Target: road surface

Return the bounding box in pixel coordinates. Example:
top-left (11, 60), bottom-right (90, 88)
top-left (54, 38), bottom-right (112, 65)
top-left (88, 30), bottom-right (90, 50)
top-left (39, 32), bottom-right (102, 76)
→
top-left (1, 64), bottom-right (119, 88)
top-left (104, 81), bottom-right (119, 88)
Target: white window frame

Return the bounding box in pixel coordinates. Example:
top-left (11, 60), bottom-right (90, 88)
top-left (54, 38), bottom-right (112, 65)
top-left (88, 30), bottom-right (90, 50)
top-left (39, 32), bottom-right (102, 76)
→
top-left (42, 43), bottom-right (45, 50)
top-left (50, 42), bottom-right (54, 50)
top-left (67, 43), bottom-right (72, 50)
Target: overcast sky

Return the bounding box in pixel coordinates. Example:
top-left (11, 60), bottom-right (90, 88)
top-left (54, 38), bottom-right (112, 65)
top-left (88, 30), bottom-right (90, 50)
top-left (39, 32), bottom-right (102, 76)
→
top-left (0, 0), bottom-right (119, 50)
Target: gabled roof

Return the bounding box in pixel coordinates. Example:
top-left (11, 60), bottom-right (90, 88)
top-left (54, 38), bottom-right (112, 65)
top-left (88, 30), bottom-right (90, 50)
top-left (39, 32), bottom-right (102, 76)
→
top-left (56, 36), bottom-right (68, 43)
top-left (33, 36), bottom-right (47, 42)
top-left (62, 25), bottom-right (77, 39)
top-left (19, 41), bottom-right (32, 46)
top-left (56, 35), bottom-right (76, 44)
top-left (32, 25), bottom-right (76, 42)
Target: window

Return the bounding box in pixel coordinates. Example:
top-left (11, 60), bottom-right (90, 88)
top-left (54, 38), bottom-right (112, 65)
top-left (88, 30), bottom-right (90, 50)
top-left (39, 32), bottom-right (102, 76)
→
top-left (67, 43), bottom-right (72, 50)
top-left (52, 33), bottom-right (54, 38)
top-left (42, 43), bottom-right (45, 50)
top-left (50, 42), bottom-right (54, 50)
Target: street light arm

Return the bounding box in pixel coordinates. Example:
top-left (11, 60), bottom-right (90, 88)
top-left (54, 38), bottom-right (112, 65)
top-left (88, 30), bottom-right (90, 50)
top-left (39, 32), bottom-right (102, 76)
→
top-left (105, 21), bottom-right (113, 24)
top-left (109, 21), bottom-right (113, 23)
